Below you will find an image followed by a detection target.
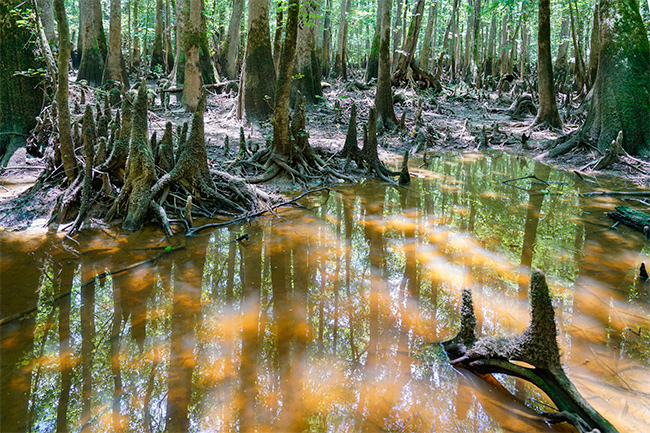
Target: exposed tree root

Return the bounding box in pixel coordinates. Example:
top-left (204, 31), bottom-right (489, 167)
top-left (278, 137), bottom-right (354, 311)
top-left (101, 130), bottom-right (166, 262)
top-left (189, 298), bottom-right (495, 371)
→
top-left (392, 59), bottom-right (442, 92)
top-left (244, 91), bottom-right (358, 186)
top-left (441, 270), bottom-right (618, 433)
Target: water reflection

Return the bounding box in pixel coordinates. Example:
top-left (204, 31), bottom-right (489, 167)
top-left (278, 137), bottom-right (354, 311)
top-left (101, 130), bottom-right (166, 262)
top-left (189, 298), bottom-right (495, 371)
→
top-left (2, 152), bottom-right (649, 432)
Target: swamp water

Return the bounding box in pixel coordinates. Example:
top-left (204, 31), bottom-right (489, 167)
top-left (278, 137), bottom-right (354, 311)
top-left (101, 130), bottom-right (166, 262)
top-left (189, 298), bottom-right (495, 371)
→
top-left (1, 152), bottom-right (649, 432)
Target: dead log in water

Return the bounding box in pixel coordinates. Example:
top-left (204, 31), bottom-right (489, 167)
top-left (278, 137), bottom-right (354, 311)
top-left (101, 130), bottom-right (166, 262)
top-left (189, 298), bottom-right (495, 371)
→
top-left (442, 270), bottom-right (618, 433)
top-left (607, 205), bottom-right (650, 237)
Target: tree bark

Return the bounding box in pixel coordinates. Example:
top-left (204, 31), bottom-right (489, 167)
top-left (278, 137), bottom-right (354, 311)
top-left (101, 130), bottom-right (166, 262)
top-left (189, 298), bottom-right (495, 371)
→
top-left (272, 0), bottom-right (300, 157)
top-left (533, 0), bottom-right (563, 128)
top-left (292, 0), bottom-right (323, 103)
top-left (364, 0), bottom-right (381, 81)
top-left (78, 0), bottom-right (107, 85)
top-left (419, 3), bottom-right (436, 70)
top-left (132, 0), bottom-right (141, 68)
top-left (53, 0), bottom-right (77, 181)
top-left (583, 0), bottom-right (650, 156)
top-left (150, 0), bottom-right (167, 71)
top-left (170, 0), bottom-right (188, 84)
top-left (394, 0), bottom-right (425, 76)
top-left (334, 0), bottom-right (349, 78)
top-left (587, 0), bottom-right (600, 90)
top-left (320, 0), bottom-right (332, 77)
top-left (376, 0), bottom-right (397, 129)
top-left (103, 0), bottom-right (130, 86)
top-left (554, 10), bottom-right (570, 91)
top-left (240, 0), bottom-right (277, 121)
top-left (221, 0), bottom-right (245, 79)
top-left (0, 0), bottom-right (45, 166)
top-left (35, 0), bottom-right (56, 43)
top-left (182, 0), bottom-right (204, 111)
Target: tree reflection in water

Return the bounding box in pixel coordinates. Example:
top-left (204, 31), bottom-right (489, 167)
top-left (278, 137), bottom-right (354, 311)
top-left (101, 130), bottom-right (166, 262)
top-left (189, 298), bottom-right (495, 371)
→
top-left (1, 152), bottom-right (649, 432)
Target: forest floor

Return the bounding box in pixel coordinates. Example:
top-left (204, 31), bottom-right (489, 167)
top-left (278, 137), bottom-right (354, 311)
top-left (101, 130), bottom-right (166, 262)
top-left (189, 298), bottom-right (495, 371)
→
top-left (1, 73), bottom-right (649, 231)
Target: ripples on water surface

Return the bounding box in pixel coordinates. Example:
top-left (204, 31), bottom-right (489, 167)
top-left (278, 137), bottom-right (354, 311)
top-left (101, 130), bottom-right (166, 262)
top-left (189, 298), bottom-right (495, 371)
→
top-left (1, 152), bottom-right (649, 432)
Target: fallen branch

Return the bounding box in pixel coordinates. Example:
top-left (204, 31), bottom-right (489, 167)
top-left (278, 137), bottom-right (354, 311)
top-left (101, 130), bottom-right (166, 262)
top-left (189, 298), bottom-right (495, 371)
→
top-left (187, 187), bottom-right (329, 236)
top-left (607, 205), bottom-right (650, 237)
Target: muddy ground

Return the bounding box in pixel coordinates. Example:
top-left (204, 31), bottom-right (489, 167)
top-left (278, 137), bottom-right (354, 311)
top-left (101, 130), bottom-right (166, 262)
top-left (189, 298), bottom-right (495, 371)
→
top-left (1, 74), bottom-right (649, 231)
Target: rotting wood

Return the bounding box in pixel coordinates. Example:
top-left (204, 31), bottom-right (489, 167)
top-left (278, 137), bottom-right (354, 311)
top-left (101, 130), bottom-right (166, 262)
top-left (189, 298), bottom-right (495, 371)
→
top-left (607, 205), bottom-right (650, 237)
top-left (441, 270), bottom-right (618, 433)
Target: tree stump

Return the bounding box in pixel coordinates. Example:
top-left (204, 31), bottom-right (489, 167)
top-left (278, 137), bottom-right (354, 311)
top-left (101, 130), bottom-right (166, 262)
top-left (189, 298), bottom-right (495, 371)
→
top-left (442, 270), bottom-right (618, 433)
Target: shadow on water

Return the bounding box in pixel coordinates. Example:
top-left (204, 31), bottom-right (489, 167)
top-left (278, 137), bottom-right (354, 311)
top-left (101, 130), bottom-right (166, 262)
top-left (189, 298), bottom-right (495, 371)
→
top-left (2, 151), bottom-right (649, 432)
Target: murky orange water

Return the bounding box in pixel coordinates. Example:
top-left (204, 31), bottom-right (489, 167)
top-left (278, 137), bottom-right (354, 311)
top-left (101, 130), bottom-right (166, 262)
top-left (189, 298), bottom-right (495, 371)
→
top-left (2, 152), bottom-right (649, 432)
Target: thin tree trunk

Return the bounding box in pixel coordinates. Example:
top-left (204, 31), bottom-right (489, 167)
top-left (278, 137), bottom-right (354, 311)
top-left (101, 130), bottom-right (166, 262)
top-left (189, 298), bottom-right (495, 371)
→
top-left (364, 0), bottom-right (381, 81)
top-left (272, 2), bottom-right (283, 71)
top-left (54, 0), bottom-right (77, 182)
top-left (569, 0), bottom-right (586, 93)
top-left (170, 0), bottom-right (188, 84)
top-left (391, 0), bottom-right (403, 69)
top-left (484, 11), bottom-right (496, 78)
top-left (132, 0), bottom-right (141, 68)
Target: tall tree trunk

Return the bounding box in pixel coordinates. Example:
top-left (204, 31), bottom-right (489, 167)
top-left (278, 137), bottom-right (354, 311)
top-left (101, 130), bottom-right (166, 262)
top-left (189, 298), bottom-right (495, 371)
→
top-left (483, 11), bottom-right (497, 79)
top-left (199, 0), bottom-right (216, 84)
top-left (582, 0), bottom-right (650, 155)
top-left (272, 2), bottom-right (284, 71)
top-left (53, 0), bottom-right (77, 181)
top-left (376, 0), bottom-right (397, 129)
top-left (391, 0), bottom-right (403, 69)
top-left (428, 0), bottom-right (438, 71)
top-left (132, 0), bottom-right (141, 68)
top-left (150, 0), bottom-right (167, 71)
top-left (499, 15), bottom-right (509, 75)
top-left (78, 0), bottom-right (106, 85)
top-left (0, 0), bottom-right (45, 166)
top-left (239, 0), bottom-right (277, 121)
top-left (419, 3), bottom-right (436, 70)
top-left (182, 0), bottom-right (203, 111)
top-left (292, 0), bottom-right (323, 103)
top-left (435, 0), bottom-right (459, 78)
top-left (554, 10), bottom-right (570, 90)
top-left (519, 13), bottom-right (527, 77)
top-left (586, 1), bottom-right (600, 90)
top-left (533, 0), bottom-right (563, 128)
top-left (272, 0), bottom-right (300, 156)
top-left (103, 0), bottom-right (129, 85)
top-left (170, 0), bottom-right (188, 84)
top-left (334, 0), bottom-right (349, 78)
top-left (221, 0), bottom-right (245, 79)
top-left (364, 0), bottom-right (381, 81)
top-left (35, 0), bottom-right (56, 43)
top-left (320, 0), bottom-right (332, 77)
top-left (394, 0), bottom-right (425, 76)
top-left (569, 0), bottom-right (586, 93)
